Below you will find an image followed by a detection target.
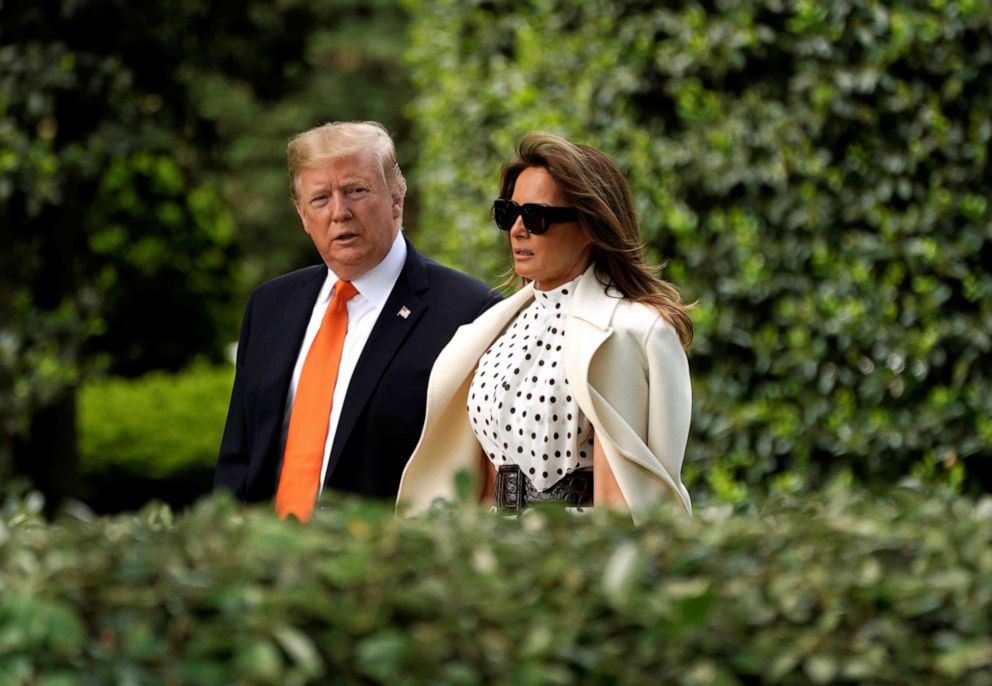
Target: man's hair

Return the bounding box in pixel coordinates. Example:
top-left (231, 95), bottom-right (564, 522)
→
top-left (498, 132), bottom-right (693, 348)
top-left (287, 121), bottom-right (407, 201)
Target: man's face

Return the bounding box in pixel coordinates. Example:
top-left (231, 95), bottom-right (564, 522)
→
top-left (295, 151), bottom-right (403, 281)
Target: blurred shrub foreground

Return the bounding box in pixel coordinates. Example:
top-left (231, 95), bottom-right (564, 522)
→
top-left (1, 486), bottom-right (990, 684)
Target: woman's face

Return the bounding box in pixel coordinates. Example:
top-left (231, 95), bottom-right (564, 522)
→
top-left (509, 166), bottom-right (592, 291)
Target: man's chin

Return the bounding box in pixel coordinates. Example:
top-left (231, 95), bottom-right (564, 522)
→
top-left (323, 250), bottom-right (374, 281)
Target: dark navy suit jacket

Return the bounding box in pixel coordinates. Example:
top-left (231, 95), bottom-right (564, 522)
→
top-left (214, 237), bottom-right (499, 502)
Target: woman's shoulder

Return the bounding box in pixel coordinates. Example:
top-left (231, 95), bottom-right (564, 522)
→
top-left (610, 297), bottom-right (668, 332)
top-left (610, 298), bottom-right (684, 351)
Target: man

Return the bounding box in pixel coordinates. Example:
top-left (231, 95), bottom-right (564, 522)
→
top-left (215, 121), bottom-right (499, 520)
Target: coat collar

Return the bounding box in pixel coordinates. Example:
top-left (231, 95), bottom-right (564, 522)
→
top-left (421, 281), bottom-right (533, 410)
top-left (420, 266), bottom-right (623, 423)
top-left (472, 265), bottom-right (619, 333)
top-left (562, 267), bottom-right (619, 465)
top-left (423, 267), bottom-right (621, 427)
top-left (569, 265), bottom-right (622, 331)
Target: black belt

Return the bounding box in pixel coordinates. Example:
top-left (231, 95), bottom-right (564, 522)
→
top-left (493, 464), bottom-right (593, 513)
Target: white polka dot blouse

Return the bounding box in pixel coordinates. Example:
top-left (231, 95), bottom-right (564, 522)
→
top-left (467, 275), bottom-right (595, 491)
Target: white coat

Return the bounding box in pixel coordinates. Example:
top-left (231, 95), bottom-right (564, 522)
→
top-left (396, 267), bottom-right (692, 524)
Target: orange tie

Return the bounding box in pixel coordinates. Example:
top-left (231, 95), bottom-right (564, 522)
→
top-left (276, 280), bottom-right (359, 521)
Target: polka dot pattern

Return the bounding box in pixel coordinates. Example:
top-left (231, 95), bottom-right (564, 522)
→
top-left (468, 275), bottom-right (594, 491)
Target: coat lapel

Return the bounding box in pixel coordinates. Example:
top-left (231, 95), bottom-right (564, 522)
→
top-left (563, 268), bottom-right (621, 430)
top-left (324, 239), bottom-right (429, 477)
top-left (255, 266), bottom-right (326, 487)
top-left (395, 282), bottom-right (534, 510)
top-left (257, 267), bottom-right (326, 428)
top-left (422, 283), bottom-right (535, 414)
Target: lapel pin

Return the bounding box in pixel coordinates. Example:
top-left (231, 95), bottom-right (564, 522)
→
top-left (398, 306), bottom-right (411, 319)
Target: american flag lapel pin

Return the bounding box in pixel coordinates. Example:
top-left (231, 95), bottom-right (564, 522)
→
top-left (398, 306), bottom-right (411, 319)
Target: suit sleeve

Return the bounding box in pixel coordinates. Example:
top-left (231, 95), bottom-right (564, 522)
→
top-left (474, 288), bottom-right (503, 318)
top-left (214, 293), bottom-right (255, 499)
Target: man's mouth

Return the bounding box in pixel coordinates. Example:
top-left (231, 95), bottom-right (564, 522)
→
top-left (334, 232), bottom-right (359, 242)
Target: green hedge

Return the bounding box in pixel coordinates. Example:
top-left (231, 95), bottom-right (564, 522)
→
top-left (1, 485), bottom-right (990, 684)
top-left (403, 0), bottom-right (992, 494)
top-left (78, 364), bottom-right (232, 511)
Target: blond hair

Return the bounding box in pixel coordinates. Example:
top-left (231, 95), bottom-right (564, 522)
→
top-left (287, 121), bottom-right (407, 201)
top-left (499, 132), bottom-right (693, 348)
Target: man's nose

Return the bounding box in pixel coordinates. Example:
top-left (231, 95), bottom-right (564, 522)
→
top-left (330, 193), bottom-right (352, 222)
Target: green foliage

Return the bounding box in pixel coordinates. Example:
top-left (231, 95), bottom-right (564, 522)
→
top-left (0, 292), bottom-right (101, 441)
top-left (403, 0), bottom-right (992, 493)
top-left (82, 152), bottom-right (240, 375)
top-left (0, 0), bottom-right (258, 379)
top-left (1, 486), bottom-right (990, 684)
top-left (77, 364), bottom-right (232, 511)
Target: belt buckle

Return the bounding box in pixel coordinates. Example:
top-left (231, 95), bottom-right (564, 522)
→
top-left (494, 464), bottom-right (525, 513)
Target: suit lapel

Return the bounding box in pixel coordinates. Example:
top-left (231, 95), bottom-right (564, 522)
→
top-left (324, 238), bottom-right (429, 478)
top-left (255, 266), bottom-right (326, 487)
top-left (258, 267), bottom-right (327, 421)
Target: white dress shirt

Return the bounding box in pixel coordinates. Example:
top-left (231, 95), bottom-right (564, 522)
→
top-left (279, 230), bottom-right (407, 492)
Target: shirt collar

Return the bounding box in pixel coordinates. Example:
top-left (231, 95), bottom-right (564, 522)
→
top-left (325, 229), bottom-right (407, 307)
top-left (534, 273), bottom-right (582, 308)
top-left (569, 264), bottom-right (621, 330)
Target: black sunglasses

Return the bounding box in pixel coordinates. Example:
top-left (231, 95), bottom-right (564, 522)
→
top-left (492, 199), bottom-right (579, 235)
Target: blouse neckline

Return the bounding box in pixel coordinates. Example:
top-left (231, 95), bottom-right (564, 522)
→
top-left (533, 274), bottom-right (582, 309)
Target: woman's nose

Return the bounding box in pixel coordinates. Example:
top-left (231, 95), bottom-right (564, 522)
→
top-left (510, 215), bottom-right (528, 238)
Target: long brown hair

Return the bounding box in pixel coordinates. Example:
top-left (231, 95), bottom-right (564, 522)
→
top-left (498, 132), bottom-right (693, 348)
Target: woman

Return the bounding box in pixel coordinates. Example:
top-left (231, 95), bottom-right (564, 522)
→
top-left (397, 133), bottom-right (693, 524)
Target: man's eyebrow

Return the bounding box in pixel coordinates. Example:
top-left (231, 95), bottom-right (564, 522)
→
top-left (306, 176), bottom-right (374, 195)
top-left (306, 185), bottom-right (330, 198)
top-left (342, 176), bottom-right (375, 188)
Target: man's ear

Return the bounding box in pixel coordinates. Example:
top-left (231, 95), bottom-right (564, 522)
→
top-left (392, 193), bottom-right (404, 220)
